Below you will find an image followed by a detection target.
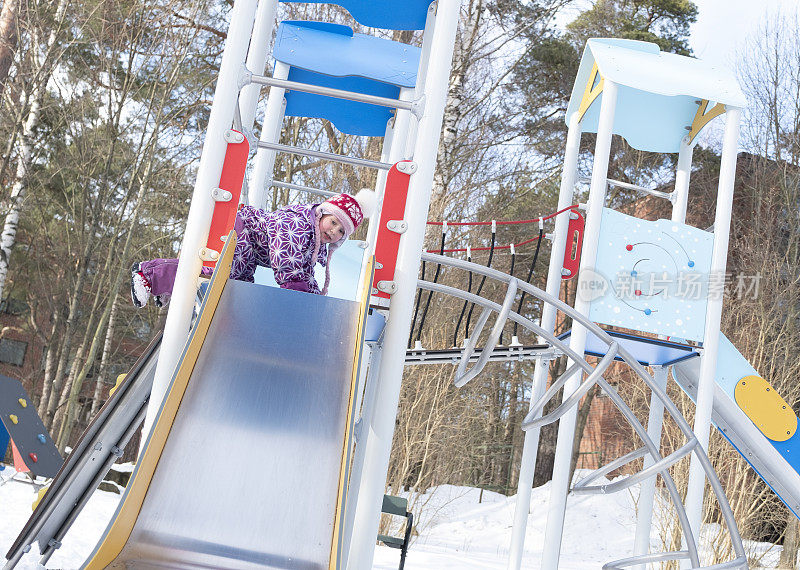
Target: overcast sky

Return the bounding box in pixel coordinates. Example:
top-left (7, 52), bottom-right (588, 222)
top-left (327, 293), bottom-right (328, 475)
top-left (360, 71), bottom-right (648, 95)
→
top-left (690, 0), bottom-right (800, 72)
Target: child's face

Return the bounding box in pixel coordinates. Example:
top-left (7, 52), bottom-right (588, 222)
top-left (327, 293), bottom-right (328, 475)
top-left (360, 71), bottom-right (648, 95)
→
top-left (319, 214), bottom-right (345, 244)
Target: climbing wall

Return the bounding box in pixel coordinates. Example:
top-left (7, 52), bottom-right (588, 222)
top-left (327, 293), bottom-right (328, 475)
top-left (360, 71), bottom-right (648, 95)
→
top-left (0, 375), bottom-right (62, 478)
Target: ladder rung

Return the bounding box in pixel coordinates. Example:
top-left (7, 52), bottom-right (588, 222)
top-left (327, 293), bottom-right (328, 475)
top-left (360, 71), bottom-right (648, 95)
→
top-left (257, 141), bottom-right (393, 171)
top-left (248, 73), bottom-right (418, 115)
top-left (270, 180), bottom-right (336, 198)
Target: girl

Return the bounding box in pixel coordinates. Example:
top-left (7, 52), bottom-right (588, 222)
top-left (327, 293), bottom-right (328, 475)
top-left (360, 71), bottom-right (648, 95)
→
top-left (131, 189), bottom-right (376, 307)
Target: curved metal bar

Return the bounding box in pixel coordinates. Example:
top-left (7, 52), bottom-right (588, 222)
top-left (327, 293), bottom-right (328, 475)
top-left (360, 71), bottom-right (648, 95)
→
top-left (602, 551), bottom-right (690, 569)
top-left (418, 278), bottom-right (705, 566)
top-left (522, 342), bottom-right (618, 430)
top-left (573, 447), bottom-right (648, 488)
top-left (454, 307), bottom-right (491, 385)
top-left (418, 253), bottom-right (747, 565)
top-left (453, 279), bottom-right (517, 388)
top-left (604, 553), bottom-right (747, 570)
top-left (520, 362), bottom-right (582, 427)
top-left (574, 439), bottom-right (698, 495)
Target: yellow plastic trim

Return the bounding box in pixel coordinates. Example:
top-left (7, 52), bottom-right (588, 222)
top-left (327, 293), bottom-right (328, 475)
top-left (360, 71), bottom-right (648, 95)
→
top-left (32, 485), bottom-right (49, 511)
top-left (686, 99), bottom-right (725, 144)
top-left (108, 373), bottom-right (126, 397)
top-left (577, 62), bottom-right (604, 122)
top-left (734, 374), bottom-right (797, 442)
top-left (83, 232), bottom-right (237, 569)
top-left (329, 256), bottom-right (375, 570)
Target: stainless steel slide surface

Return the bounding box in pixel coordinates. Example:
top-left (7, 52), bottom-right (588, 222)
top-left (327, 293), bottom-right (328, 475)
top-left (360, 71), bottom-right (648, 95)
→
top-left (673, 333), bottom-right (800, 517)
top-left (84, 276), bottom-right (366, 569)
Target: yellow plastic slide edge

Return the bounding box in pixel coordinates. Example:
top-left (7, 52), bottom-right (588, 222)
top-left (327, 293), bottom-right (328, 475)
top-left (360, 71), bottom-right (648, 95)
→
top-left (330, 255), bottom-right (375, 569)
top-left (83, 232), bottom-right (237, 569)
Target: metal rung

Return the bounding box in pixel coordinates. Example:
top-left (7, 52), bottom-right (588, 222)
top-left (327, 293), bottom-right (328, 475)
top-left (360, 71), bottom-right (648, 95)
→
top-left (247, 73), bottom-right (419, 115)
top-left (606, 177), bottom-right (674, 200)
top-left (270, 180), bottom-right (336, 198)
top-left (573, 438), bottom-right (698, 495)
top-left (257, 141), bottom-right (393, 171)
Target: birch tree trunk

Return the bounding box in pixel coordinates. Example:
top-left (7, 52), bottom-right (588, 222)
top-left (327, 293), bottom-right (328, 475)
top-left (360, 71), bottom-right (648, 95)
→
top-left (0, 0), bottom-right (70, 302)
top-left (0, 0), bottom-right (18, 92)
top-left (90, 295), bottom-right (120, 416)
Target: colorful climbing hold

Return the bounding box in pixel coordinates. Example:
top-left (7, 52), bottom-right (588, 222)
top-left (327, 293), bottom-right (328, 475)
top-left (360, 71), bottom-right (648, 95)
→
top-left (37, 434), bottom-right (46, 444)
top-left (18, 398), bottom-right (27, 408)
top-left (28, 452), bottom-right (37, 463)
top-left (9, 414), bottom-right (18, 424)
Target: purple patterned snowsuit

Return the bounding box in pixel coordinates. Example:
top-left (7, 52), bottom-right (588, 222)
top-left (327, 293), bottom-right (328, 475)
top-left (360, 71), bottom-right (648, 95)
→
top-left (140, 203), bottom-right (328, 298)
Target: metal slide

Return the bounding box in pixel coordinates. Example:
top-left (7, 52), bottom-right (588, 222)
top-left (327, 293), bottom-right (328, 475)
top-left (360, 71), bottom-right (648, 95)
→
top-left (3, 333), bottom-right (162, 570)
top-left (81, 236), bottom-right (371, 569)
top-left (672, 333), bottom-right (800, 518)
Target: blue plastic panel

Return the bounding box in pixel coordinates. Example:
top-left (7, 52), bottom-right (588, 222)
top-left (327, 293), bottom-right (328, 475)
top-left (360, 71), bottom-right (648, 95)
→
top-left (0, 420), bottom-right (9, 462)
top-left (586, 208), bottom-right (714, 342)
top-left (714, 334), bottom-right (800, 472)
top-left (275, 22), bottom-right (419, 87)
top-left (280, 0), bottom-right (435, 30)
top-left (559, 328), bottom-right (697, 367)
top-left (285, 67), bottom-right (396, 136)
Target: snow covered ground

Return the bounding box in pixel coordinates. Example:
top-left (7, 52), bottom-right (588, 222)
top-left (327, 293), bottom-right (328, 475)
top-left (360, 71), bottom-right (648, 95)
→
top-left (0, 467), bottom-right (783, 569)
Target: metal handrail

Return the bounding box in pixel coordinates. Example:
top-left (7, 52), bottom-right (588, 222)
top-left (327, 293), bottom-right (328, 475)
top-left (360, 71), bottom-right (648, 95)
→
top-left (453, 279), bottom-right (517, 387)
top-left (521, 342), bottom-right (618, 430)
top-left (256, 141), bottom-right (393, 171)
top-left (418, 251), bottom-right (747, 569)
top-left (246, 73), bottom-right (422, 117)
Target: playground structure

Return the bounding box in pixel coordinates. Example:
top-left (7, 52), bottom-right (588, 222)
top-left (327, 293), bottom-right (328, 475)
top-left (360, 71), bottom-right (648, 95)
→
top-left (0, 376), bottom-right (62, 480)
top-left (4, 1), bottom-right (800, 569)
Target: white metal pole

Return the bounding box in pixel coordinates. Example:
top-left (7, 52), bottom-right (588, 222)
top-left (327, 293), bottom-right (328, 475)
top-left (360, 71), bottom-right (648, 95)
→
top-left (540, 80), bottom-right (618, 570)
top-left (671, 138), bottom-right (694, 223)
top-left (507, 112), bottom-right (582, 570)
top-left (346, 2), bottom-right (460, 567)
top-left (683, 106), bottom-right (741, 543)
top-left (632, 365), bottom-right (668, 568)
top-left (239, 0), bottom-right (279, 131)
top-left (403, 3), bottom-right (436, 160)
top-left (142, 0), bottom-right (259, 445)
top-left (250, 61), bottom-right (289, 209)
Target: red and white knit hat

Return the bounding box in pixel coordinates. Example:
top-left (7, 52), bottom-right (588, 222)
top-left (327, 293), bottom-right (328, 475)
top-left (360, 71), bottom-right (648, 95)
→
top-left (320, 189), bottom-right (377, 238)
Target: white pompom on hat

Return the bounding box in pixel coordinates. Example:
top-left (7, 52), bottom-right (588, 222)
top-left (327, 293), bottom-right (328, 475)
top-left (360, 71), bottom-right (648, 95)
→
top-left (321, 189), bottom-right (377, 237)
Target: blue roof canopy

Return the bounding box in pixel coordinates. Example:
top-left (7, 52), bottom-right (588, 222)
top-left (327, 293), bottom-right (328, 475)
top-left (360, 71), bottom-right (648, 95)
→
top-left (566, 39), bottom-right (747, 153)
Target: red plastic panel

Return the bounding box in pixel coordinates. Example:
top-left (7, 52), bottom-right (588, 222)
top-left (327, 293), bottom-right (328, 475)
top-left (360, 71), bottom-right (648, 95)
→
top-left (204, 132), bottom-right (249, 268)
top-left (373, 162), bottom-right (412, 299)
top-left (562, 209), bottom-right (584, 280)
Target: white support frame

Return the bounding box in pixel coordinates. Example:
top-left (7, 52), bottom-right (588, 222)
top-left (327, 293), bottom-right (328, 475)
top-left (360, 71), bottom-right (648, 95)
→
top-left (683, 106), bottom-right (742, 542)
top-left (507, 111), bottom-right (582, 570)
top-left (541, 79), bottom-right (618, 569)
top-left (632, 365), bottom-right (668, 567)
top-left (238, 0), bottom-right (280, 132)
top-left (347, 2), bottom-right (461, 567)
top-left (250, 60), bottom-right (290, 209)
top-left (142, 0), bottom-right (260, 444)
